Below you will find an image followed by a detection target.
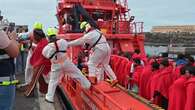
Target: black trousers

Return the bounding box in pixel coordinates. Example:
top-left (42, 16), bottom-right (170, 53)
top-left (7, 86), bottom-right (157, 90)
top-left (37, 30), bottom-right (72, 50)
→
top-left (161, 95), bottom-right (168, 110)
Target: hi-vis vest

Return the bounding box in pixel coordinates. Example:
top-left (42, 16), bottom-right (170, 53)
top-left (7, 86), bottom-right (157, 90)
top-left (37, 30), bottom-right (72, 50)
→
top-left (0, 49), bottom-right (15, 77)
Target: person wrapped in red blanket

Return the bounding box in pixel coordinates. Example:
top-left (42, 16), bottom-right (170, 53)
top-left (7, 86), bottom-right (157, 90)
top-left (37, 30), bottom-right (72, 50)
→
top-left (23, 28), bottom-right (51, 96)
top-left (184, 66), bottom-right (195, 110)
top-left (152, 59), bottom-right (173, 109)
top-left (140, 61), bottom-right (160, 100)
top-left (168, 66), bottom-right (191, 110)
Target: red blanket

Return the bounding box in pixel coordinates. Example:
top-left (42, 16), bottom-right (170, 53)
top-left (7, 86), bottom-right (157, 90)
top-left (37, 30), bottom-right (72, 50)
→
top-left (184, 77), bottom-right (195, 110)
top-left (139, 65), bottom-right (152, 99)
top-left (168, 75), bottom-right (188, 110)
top-left (172, 65), bottom-right (184, 80)
top-left (147, 69), bottom-right (162, 101)
top-left (156, 66), bottom-right (174, 99)
top-left (30, 39), bottom-right (51, 75)
top-left (133, 65), bottom-right (144, 86)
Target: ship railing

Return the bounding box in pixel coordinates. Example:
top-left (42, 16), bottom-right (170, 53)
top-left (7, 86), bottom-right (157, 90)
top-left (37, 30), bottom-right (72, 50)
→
top-left (58, 0), bottom-right (115, 6)
top-left (88, 85), bottom-right (124, 110)
top-left (116, 0), bottom-right (127, 8)
top-left (130, 22), bottom-right (144, 34)
top-left (97, 21), bottom-right (144, 34)
top-left (63, 75), bottom-right (125, 110)
top-left (57, 0), bottom-right (80, 4)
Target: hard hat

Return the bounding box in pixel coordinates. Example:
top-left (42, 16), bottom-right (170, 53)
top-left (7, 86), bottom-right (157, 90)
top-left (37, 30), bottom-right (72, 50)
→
top-left (33, 22), bottom-right (43, 30)
top-left (80, 21), bottom-right (89, 30)
top-left (47, 27), bottom-right (57, 37)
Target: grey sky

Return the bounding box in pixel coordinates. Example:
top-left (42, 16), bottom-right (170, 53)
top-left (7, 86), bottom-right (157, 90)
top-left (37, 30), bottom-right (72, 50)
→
top-left (0, 0), bottom-right (57, 31)
top-left (0, 0), bottom-right (195, 32)
top-left (128, 0), bottom-right (195, 31)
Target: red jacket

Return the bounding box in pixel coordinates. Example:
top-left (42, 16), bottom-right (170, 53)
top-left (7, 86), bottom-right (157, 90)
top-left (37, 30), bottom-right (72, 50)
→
top-left (30, 39), bottom-right (51, 75)
top-left (149, 69), bottom-right (163, 105)
top-left (132, 53), bottom-right (147, 64)
top-left (156, 66), bottom-right (174, 99)
top-left (184, 77), bottom-right (195, 110)
top-left (148, 69), bottom-right (162, 99)
top-left (172, 65), bottom-right (184, 80)
top-left (139, 65), bottom-right (152, 99)
top-left (133, 65), bottom-right (144, 86)
top-left (168, 75), bottom-right (188, 110)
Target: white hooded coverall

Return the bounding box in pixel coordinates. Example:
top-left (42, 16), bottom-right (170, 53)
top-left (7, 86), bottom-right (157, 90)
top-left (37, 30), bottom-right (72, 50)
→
top-left (42, 39), bottom-right (91, 102)
top-left (68, 29), bottom-right (117, 81)
top-left (18, 32), bottom-right (37, 85)
top-left (24, 45), bottom-right (33, 84)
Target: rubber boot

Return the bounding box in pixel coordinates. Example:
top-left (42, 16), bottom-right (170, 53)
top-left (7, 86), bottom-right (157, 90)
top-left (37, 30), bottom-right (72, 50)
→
top-left (111, 80), bottom-right (118, 87)
top-left (88, 76), bottom-right (97, 85)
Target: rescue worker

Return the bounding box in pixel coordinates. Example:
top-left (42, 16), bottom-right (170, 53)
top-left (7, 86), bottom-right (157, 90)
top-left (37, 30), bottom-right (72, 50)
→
top-left (68, 21), bottom-right (118, 86)
top-left (42, 28), bottom-right (91, 103)
top-left (17, 22), bottom-right (41, 88)
top-left (0, 22), bottom-right (19, 109)
top-left (24, 25), bottom-right (51, 97)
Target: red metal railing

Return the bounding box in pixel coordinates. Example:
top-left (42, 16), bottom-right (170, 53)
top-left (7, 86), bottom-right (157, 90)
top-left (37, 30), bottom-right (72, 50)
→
top-left (97, 21), bottom-right (144, 34)
top-left (59, 0), bottom-right (115, 5)
top-left (60, 74), bottom-right (162, 110)
top-left (62, 76), bottom-right (125, 110)
top-left (130, 22), bottom-right (144, 34)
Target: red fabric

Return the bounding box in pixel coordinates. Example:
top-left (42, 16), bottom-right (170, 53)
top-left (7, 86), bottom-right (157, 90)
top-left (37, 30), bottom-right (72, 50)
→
top-left (110, 55), bottom-right (121, 73)
top-left (110, 55), bottom-right (132, 86)
top-left (133, 65), bottom-right (144, 86)
top-left (146, 69), bottom-right (161, 100)
top-left (184, 77), bottom-right (195, 110)
top-left (156, 66), bottom-right (174, 99)
top-left (132, 53), bottom-right (147, 65)
top-left (30, 39), bottom-right (51, 75)
top-left (132, 53), bottom-right (142, 59)
top-left (38, 74), bottom-right (48, 94)
top-left (168, 75), bottom-right (188, 110)
top-left (117, 58), bottom-right (128, 78)
top-left (139, 65), bottom-right (152, 99)
top-left (123, 61), bottom-right (132, 87)
top-left (149, 68), bottom-right (163, 105)
top-left (172, 65), bottom-right (184, 81)
top-left (117, 58), bottom-right (131, 86)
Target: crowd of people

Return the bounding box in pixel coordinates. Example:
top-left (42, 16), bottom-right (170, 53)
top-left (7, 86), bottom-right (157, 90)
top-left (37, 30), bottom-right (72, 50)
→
top-left (1, 19), bottom-right (195, 110)
top-left (15, 21), bottom-right (118, 104)
top-left (14, 22), bottom-right (86, 102)
top-left (117, 50), bottom-right (195, 110)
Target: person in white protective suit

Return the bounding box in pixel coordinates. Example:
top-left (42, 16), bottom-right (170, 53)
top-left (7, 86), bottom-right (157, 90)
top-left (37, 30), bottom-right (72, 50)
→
top-left (42, 28), bottom-right (91, 103)
top-left (17, 22), bottom-right (41, 88)
top-left (68, 21), bottom-right (118, 86)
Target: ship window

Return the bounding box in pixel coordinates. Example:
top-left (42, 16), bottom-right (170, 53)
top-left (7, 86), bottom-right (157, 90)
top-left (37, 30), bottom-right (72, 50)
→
top-left (119, 40), bottom-right (134, 52)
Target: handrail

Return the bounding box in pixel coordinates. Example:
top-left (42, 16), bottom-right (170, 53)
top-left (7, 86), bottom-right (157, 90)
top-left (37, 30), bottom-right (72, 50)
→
top-left (89, 85), bottom-right (124, 110)
top-left (117, 84), bottom-right (164, 110)
top-left (64, 76), bottom-right (125, 110)
top-left (130, 22), bottom-right (144, 34)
